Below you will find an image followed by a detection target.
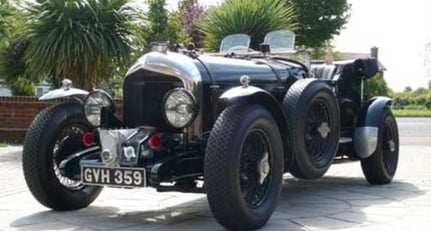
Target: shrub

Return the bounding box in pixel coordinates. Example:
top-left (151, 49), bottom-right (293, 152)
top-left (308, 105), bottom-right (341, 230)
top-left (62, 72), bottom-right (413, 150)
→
top-left (199, 0), bottom-right (297, 51)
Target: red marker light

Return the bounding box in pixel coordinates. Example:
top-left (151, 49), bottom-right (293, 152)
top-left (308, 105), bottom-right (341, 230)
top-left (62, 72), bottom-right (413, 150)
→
top-left (148, 134), bottom-right (162, 150)
top-left (82, 132), bottom-right (94, 147)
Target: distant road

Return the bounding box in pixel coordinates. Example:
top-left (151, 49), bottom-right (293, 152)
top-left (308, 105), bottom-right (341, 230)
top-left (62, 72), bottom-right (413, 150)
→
top-left (396, 117), bottom-right (431, 146)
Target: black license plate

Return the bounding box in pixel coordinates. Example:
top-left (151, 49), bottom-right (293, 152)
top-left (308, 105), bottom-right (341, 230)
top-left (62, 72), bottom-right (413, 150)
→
top-left (81, 166), bottom-right (146, 187)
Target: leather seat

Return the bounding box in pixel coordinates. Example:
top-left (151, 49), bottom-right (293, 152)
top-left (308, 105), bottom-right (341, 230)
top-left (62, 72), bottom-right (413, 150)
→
top-left (311, 64), bottom-right (337, 80)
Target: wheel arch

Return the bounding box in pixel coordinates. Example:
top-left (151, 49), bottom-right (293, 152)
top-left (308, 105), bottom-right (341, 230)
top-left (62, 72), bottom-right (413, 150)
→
top-left (354, 96), bottom-right (393, 158)
top-left (219, 86), bottom-right (291, 168)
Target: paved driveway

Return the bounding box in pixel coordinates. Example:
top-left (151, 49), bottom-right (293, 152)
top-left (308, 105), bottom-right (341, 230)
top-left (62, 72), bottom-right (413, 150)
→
top-left (0, 117), bottom-right (430, 231)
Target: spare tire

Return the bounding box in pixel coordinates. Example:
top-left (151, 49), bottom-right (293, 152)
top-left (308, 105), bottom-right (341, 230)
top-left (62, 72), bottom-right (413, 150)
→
top-left (283, 79), bottom-right (340, 179)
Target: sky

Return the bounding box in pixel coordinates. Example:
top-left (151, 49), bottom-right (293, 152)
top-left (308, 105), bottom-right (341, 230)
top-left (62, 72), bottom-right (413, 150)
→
top-left (165, 0), bottom-right (431, 92)
top-left (333, 0), bottom-right (431, 92)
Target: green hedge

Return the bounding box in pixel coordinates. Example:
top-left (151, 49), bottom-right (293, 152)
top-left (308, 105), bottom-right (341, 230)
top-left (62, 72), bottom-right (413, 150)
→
top-left (393, 110), bottom-right (431, 117)
top-left (391, 90), bottom-right (431, 110)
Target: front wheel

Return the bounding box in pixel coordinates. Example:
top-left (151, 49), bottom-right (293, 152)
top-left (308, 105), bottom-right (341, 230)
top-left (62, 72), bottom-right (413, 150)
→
top-left (361, 108), bottom-right (399, 184)
top-left (22, 103), bottom-right (102, 210)
top-left (205, 104), bottom-right (284, 231)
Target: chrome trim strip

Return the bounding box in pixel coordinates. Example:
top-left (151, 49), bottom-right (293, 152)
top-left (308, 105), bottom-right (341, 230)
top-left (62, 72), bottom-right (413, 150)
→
top-left (354, 126), bottom-right (378, 158)
top-left (126, 51), bottom-right (201, 94)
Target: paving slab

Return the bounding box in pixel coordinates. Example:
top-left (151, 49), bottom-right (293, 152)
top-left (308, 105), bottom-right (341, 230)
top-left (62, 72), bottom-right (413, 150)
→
top-left (1, 123), bottom-right (431, 231)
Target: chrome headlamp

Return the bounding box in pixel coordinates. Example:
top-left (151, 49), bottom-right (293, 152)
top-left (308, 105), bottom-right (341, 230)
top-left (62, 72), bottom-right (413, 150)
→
top-left (163, 88), bottom-right (197, 128)
top-left (84, 90), bottom-right (115, 127)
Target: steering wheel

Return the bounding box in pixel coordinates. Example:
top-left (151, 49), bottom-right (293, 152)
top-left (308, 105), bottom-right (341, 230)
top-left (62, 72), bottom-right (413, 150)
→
top-left (269, 56), bottom-right (309, 74)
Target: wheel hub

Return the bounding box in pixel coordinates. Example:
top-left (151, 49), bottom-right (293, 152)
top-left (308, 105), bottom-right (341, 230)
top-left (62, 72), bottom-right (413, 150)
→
top-left (317, 122), bottom-right (331, 138)
top-left (388, 139), bottom-right (396, 152)
top-left (257, 152), bottom-right (270, 184)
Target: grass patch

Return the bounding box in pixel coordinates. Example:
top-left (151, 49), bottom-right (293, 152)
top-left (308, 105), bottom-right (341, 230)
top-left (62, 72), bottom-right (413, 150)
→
top-left (393, 110), bottom-right (431, 117)
top-left (0, 142), bottom-right (7, 148)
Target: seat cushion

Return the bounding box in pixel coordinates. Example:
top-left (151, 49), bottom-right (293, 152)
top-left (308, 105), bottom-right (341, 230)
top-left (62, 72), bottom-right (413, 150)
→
top-left (311, 64), bottom-right (337, 80)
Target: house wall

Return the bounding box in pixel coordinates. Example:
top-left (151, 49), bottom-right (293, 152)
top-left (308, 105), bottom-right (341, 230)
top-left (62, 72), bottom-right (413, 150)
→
top-left (0, 87), bottom-right (12, 97)
top-left (0, 97), bottom-right (122, 143)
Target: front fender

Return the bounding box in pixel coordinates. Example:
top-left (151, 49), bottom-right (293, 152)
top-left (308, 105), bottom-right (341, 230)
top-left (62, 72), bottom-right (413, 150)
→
top-left (39, 79), bottom-right (88, 102)
top-left (354, 96), bottom-right (392, 158)
top-left (219, 86), bottom-right (267, 106)
top-left (219, 86), bottom-right (292, 169)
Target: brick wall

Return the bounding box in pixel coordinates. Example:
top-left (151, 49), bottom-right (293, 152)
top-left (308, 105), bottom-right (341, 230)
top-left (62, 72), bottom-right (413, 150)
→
top-left (0, 97), bottom-right (122, 143)
top-left (0, 97), bottom-right (64, 142)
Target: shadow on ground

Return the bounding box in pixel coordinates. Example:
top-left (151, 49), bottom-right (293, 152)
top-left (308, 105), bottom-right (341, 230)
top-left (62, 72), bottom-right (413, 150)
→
top-left (12, 176), bottom-right (423, 231)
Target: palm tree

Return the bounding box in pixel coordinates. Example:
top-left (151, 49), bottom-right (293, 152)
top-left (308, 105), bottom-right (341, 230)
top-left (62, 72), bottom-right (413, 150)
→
top-left (199, 0), bottom-right (297, 52)
top-left (25, 0), bottom-right (145, 90)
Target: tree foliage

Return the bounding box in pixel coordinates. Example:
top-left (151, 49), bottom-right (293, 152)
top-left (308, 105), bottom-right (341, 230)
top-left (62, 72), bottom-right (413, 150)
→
top-left (147, 0), bottom-right (206, 48)
top-left (0, 37), bottom-right (36, 96)
top-left (178, 0), bottom-right (196, 12)
top-left (145, 0), bottom-right (169, 43)
top-left (0, 37), bottom-right (32, 79)
top-left (364, 72), bottom-right (390, 99)
top-left (25, 0), bottom-right (145, 90)
top-left (0, 2), bottom-right (7, 41)
top-left (7, 77), bottom-right (35, 96)
top-left (285, 0), bottom-right (350, 47)
top-left (0, 1), bottom-right (20, 46)
top-left (180, 0), bottom-right (205, 47)
top-left (165, 11), bottom-right (190, 45)
top-left (199, 0), bottom-right (297, 51)
top-left (0, 1), bottom-right (36, 96)
top-left (163, 1), bottom-right (191, 46)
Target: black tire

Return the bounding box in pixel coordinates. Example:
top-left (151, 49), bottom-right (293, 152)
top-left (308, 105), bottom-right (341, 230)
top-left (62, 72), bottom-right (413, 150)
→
top-left (283, 79), bottom-right (340, 179)
top-left (205, 104), bottom-right (283, 231)
top-left (361, 108), bottom-right (399, 184)
top-left (23, 102), bottom-right (102, 210)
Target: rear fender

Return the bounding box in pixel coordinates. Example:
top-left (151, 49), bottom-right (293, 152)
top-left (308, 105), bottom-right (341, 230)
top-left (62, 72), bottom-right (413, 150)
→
top-left (354, 96), bottom-right (392, 158)
top-left (220, 86), bottom-right (292, 169)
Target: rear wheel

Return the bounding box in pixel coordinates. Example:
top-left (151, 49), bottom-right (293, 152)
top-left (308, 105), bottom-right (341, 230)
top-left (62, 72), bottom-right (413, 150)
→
top-left (23, 103), bottom-right (102, 210)
top-left (205, 104), bottom-right (283, 231)
top-left (283, 79), bottom-right (340, 179)
top-left (361, 109), bottom-right (399, 184)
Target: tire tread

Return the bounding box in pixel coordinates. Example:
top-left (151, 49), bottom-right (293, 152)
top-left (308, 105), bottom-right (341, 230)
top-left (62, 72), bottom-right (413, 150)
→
top-left (205, 104), bottom-right (283, 231)
top-left (283, 79), bottom-right (340, 179)
top-left (22, 103), bottom-right (102, 210)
